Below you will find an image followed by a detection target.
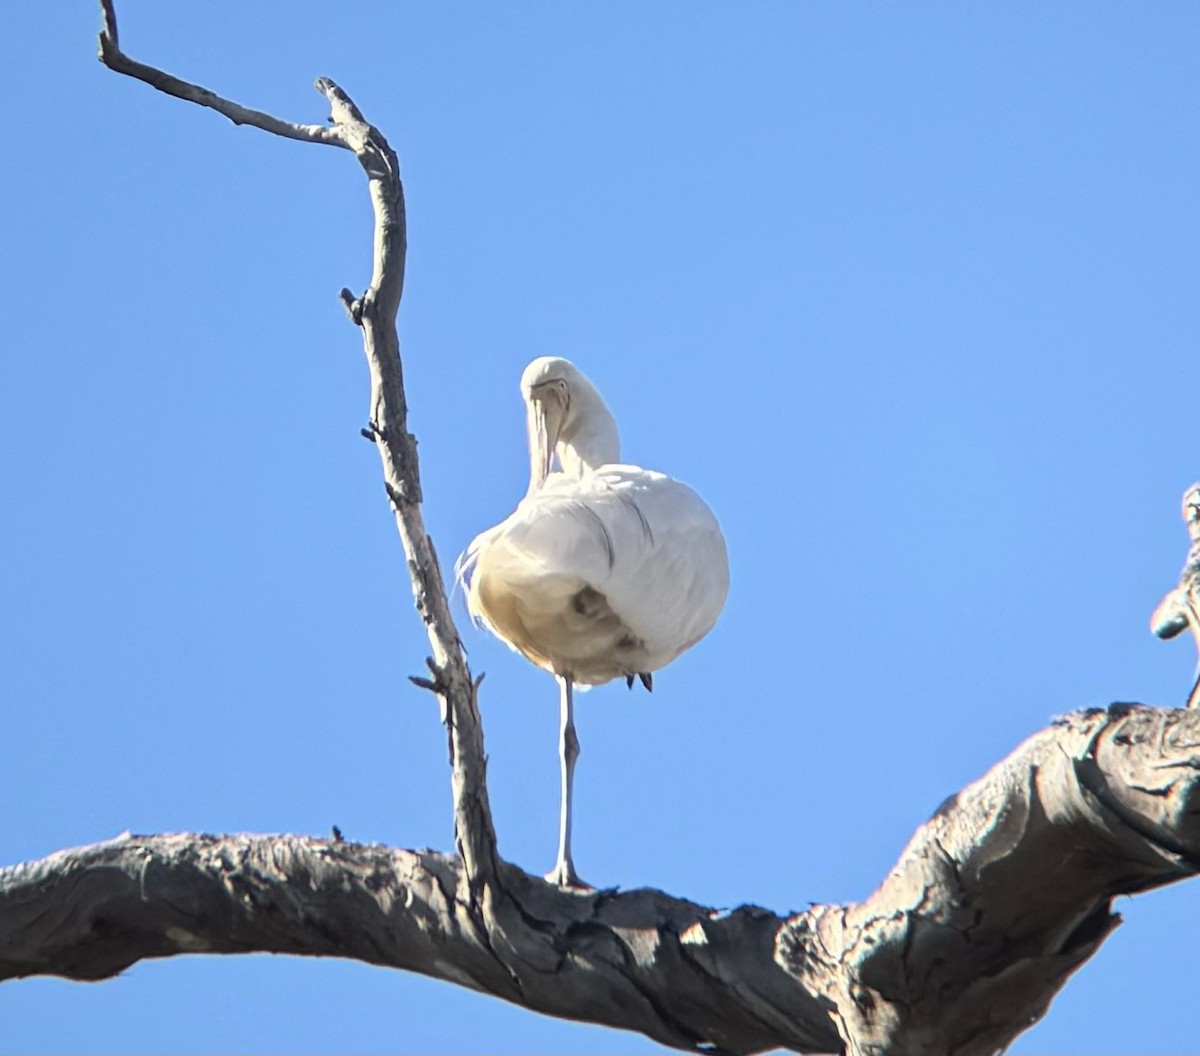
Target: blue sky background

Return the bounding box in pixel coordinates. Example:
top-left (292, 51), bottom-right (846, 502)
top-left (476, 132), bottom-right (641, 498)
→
top-left (3, 3), bottom-right (1200, 1052)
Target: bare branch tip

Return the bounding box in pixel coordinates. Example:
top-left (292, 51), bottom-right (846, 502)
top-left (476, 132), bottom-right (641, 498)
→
top-left (98, 0), bottom-right (119, 50)
top-left (315, 77), bottom-right (367, 127)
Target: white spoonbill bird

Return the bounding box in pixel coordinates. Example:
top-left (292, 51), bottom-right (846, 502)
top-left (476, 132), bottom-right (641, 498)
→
top-left (458, 357), bottom-right (729, 888)
top-left (1151, 482), bottom-right (1200, 708)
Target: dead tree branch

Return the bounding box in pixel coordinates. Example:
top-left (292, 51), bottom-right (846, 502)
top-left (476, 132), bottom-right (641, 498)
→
top-left (97, 0), bottom-right (339, 145)
top-left (2, 5), bottom-right (1194, 1054)
top-left (0, 833), bottom-right (831, 1054)
top-left (4, 706), bottom-right (1200, 1054)
top-left (96, 0), bottom-right (495, 894)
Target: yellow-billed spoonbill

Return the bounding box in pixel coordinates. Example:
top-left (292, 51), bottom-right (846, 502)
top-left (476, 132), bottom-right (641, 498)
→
top-left (1151, 482), bottom-right (1200, 709)
top-left (459, 357), bottom-right (729, 888)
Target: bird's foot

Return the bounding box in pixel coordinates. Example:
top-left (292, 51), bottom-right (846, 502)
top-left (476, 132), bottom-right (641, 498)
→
top-left (544, 860), bottom-right (593, 891)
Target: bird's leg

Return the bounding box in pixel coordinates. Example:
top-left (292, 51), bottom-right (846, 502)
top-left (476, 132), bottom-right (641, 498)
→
top-left (546, 674), bottom-right (590, 889)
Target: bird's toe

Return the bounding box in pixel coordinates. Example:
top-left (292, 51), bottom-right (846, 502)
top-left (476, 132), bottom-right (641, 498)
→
top-left (544, 863), bottom-right (594, 892)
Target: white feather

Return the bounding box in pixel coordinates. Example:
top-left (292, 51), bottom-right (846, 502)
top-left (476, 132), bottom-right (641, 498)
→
top-left (458, 358), bottom-right (728, 686)
top-left (462, 463), bottom-right (727, 684)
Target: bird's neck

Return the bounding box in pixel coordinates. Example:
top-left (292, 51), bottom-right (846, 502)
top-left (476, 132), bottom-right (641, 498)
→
top-left (558, 399), bottom-right (620, 476)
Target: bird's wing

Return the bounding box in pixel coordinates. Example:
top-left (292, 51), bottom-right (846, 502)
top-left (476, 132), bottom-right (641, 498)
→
top-left (585, 466), bottom-right (730, 664)
top-left (468, 478), bottom-right (621, 584)
top-left (458, 474), bottom-right (629, 656)
top-left (1151, 585), bottom-right (1190, 640)
top-left (463, 465), bottom-right (728, 672)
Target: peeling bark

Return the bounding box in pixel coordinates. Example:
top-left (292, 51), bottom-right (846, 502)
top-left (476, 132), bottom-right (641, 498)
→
top-left (4, 5), bottom-right (1194, 1054)
top-left (6, 707), bottom-right (1200, 1053)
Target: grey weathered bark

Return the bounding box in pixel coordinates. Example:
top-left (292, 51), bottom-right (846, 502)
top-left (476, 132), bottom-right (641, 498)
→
top-left (3, 5), bottom-right (1197, 1054)
top-left (5, 706), bottom-right (1200, 1054)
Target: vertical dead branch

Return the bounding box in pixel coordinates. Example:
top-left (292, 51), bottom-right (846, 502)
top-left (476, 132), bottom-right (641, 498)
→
top-left (96, 0), bottom-right (498, 894)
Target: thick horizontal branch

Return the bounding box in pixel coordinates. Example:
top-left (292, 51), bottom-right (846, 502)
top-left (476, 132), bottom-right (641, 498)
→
top-left (0, 832), bottom-right (832, 1055)
top-left (5, 706), bottom-right (1200, 1054)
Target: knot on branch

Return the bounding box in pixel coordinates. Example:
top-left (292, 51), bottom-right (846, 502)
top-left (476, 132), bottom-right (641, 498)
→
top-left (1073, 704), bottom-right (1200, 872)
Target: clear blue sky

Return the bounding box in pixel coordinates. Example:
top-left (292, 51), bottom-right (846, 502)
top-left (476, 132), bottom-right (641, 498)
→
top-left (4, 2), bottom-right (1199, 1052)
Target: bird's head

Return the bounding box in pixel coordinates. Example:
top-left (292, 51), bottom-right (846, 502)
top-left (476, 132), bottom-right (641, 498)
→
top-left (521, 357), bottom-right (574, 492)
top-left (520, 357), bottom-right (618, 492)
top-left (1183, 482), bottom-right (1200, 539)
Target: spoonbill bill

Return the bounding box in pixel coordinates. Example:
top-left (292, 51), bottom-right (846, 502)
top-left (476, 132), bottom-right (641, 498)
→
top-left (458, 357), bottom-right (729, 888)
top-left (1151, 482), bottom-right (1200, 709)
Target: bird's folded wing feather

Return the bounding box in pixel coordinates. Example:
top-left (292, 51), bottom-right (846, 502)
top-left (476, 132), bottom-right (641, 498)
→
top-left (578, 466), bottom-right (729, 658)
top-left (464, 466), bottom-right (728, 662)
top-left (1151, 585), bottom-right (1190, 639)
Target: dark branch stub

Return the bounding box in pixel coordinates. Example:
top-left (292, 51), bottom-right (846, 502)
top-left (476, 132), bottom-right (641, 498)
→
top-left (340, 288), bottom-right (364, 325)
top-left (410, 656), bottom-right (448, 695)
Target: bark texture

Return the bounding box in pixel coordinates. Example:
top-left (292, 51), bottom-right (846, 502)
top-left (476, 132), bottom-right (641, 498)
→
top-left (0, 834), bottom-right (832, 1054)
top-left (778, 703), bottom-right (1200, 1054)
top-left (5, 706), bottom-right (1200, 1054)
top-left (4, 6), bottom-right (1195, 1054)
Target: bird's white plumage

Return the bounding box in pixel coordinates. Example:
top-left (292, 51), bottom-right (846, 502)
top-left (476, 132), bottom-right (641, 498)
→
top-left (457, 356), bottom-right (728, 887)
top-left (1151, 483), bottom-right (1200, 709)
top-left (460, 358), bottom-right (728, 687)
